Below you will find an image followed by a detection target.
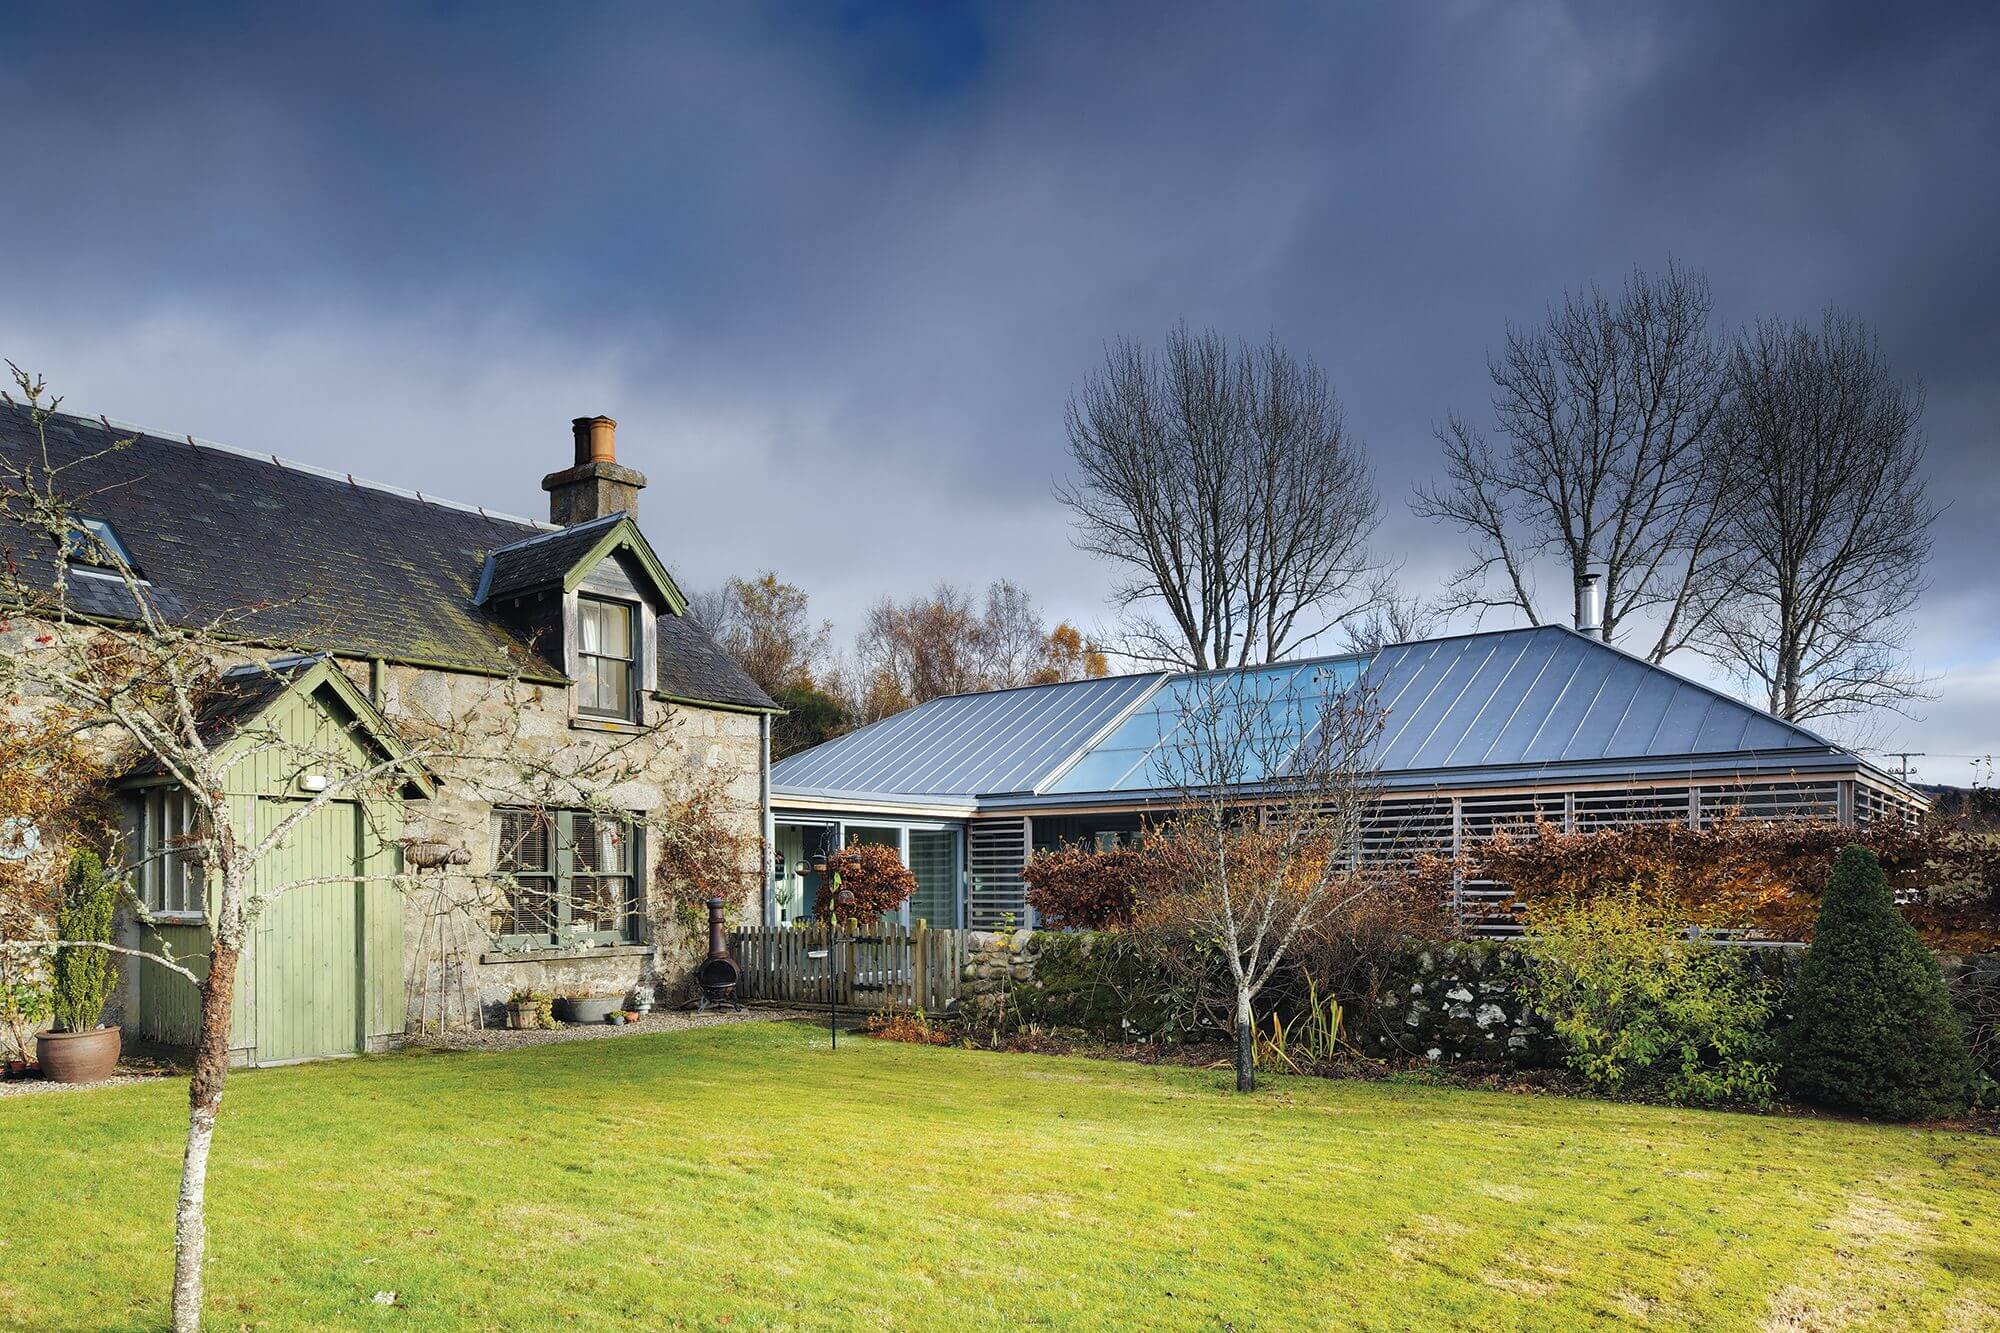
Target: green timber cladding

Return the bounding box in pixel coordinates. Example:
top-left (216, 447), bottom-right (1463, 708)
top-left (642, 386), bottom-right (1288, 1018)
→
top-left (125, 659), bottom-right (423, 1066)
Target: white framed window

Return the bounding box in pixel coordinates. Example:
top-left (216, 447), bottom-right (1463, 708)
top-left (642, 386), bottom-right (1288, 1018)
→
top-left (129, 788), bottom-right (204, 917)
top-left (576, 596), bottom-right (637, 721)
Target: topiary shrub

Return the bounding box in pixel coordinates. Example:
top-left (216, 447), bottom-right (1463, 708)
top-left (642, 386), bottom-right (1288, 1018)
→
top-left (1522, 885), bottom-right (1780, 1106)
top-left (49, 848), bottom-right (120, 1033)
top-left (1782, 846), bottom-right (1973, 1120)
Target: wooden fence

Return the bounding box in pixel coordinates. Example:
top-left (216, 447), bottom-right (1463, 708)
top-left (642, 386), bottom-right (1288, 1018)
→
top-left (731, 921), bottom-right (969, 1013)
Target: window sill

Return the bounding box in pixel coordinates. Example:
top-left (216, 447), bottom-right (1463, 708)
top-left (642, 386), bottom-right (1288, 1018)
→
top-left (143, 911), bottom-right (208, 927)
top-left (570, 715), bottom-right (647, 735)
top-left (479, 943), bottom-right (653, 965)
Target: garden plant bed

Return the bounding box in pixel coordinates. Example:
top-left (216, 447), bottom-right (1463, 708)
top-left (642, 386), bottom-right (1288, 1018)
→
top-left (6, 1020), bottom-right (1997, 1329)
top-left (914, 1024), bottom-right (2000, 1131)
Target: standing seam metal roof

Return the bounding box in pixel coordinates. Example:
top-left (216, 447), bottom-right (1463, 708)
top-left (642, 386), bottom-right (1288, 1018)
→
top-left (771, 672), bottom-right (1165, 797)
top-left (773, 626), bottom-right (1849, 804)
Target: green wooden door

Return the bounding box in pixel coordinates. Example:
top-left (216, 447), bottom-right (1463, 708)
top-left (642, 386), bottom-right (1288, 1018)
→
top-left (253, 800), bottom-right (364, 1064)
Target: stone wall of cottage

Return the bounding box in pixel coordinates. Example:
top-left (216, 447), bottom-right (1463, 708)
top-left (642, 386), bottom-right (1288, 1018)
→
top-left (353, 661), bottom-right (765, 1030)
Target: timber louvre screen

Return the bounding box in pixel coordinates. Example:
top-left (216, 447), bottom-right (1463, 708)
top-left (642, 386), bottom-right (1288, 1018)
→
top-left (968, 818), bottom-right (1031, 929)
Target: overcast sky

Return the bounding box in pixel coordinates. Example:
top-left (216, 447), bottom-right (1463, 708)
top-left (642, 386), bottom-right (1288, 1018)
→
top-left (2, 2), bottom-right (1995, 784)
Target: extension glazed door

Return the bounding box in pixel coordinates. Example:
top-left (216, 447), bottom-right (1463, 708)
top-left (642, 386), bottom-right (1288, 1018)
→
top-left (252, 800), bottom-right (365, 1064)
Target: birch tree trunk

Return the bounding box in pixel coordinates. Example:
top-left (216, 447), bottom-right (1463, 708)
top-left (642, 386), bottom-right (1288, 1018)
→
top-left (1234, 986), bottom-right (1255, 1093)
top-left (171, 934), bottom-right (240, 1333)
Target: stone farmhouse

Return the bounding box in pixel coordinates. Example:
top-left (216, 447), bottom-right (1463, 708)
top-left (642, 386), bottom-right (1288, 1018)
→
top-left (0, 404), bottom-right (776, 1065)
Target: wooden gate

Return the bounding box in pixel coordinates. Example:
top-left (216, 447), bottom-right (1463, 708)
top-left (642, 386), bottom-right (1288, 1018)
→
top-left (732, 921), bottom-right (968, 1013)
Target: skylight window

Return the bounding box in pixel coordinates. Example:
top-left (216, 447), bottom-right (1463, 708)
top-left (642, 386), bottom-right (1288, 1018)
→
top-left (65, 517), bottom-right (141, 578)
top-left (1042, 656), bottom-right (1369, 795)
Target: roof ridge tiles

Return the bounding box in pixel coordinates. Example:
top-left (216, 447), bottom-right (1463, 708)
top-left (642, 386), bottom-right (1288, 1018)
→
top-left (72, 411), bottom-right (556, 531)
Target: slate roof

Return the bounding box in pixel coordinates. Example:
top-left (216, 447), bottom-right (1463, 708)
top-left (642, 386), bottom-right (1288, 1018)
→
top-left (0, 404), bottom-right (774, 712)
top-left (478, 514), bottom-right (628, 603)
top-left (775, 625), bottom-right (1870, 808)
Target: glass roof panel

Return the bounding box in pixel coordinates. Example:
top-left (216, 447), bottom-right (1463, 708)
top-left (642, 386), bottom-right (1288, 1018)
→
top-left (1042, 655), bottom-right (1369, 794)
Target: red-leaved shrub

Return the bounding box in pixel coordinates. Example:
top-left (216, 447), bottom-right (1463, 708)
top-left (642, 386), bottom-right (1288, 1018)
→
top-left (1407, 816), bottom-right (1998, 949)
top-left (819, 842), bottom-right (917, 921)
top-left (1024, 841), bottom-right (1184, 929)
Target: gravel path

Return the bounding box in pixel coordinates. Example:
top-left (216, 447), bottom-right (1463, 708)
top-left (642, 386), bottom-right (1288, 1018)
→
top-left (0, 1009), bottom-right (816, 1094)
top-left (0, 1069), bottom-right (172, 1099)
top-left (408, 1005), bottom-right (817, 1051)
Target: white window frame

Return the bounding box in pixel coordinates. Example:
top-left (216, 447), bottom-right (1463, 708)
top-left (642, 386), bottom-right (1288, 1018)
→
top-left (574, 594), bottom-right (640, 723)
top-left (131, 787), bottom-right (205, 920)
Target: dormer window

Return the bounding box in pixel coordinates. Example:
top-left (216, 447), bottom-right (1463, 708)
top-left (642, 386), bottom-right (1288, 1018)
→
top-left (577, 595), bottom-right (637, 721)
top-left (66, 516), bottom-right (141, 578)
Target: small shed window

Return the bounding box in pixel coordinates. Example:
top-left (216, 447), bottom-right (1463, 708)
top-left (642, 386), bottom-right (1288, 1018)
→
top-left (576, 596), bottom-right (637, 721)
top-left (128, 789), bottom-right (204, 917)
top-left (66, 516), bottom-right (141, 577)
top-left (489, 808), bottom-right (642, 949)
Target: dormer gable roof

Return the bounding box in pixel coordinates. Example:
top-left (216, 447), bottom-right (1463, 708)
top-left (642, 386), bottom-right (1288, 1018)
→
top-left (474, 512), bottom-right (687, 612)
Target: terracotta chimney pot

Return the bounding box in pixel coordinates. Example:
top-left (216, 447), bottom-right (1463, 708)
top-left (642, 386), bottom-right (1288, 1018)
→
top-left (571, 415), bottom-right (618, 466)
top-left (547, 415), bottom-right (646, 526)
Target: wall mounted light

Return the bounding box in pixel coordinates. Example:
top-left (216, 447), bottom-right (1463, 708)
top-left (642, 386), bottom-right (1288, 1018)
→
top-left (300, 774), bottom-right (328, 793)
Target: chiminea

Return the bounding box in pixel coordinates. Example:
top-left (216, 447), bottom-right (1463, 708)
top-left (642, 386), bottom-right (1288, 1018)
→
top-left (696, 896), bottom-right (742, 1010)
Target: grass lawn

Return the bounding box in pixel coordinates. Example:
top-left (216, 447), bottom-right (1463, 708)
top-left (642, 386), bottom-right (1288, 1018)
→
top-left (3, 1022), bottom-right (1997, 1331)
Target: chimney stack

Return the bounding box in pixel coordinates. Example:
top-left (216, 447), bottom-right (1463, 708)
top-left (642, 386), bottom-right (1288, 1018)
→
top-left (1576, 572), bottom-right (1605, 640)
top-left (543, 414), bottom-right (647, 526)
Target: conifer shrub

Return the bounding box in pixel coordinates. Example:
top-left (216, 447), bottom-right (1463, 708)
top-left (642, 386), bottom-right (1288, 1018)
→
top-left (1783, 846), bottom-right (1974, 1120)
top-left (50, 848), bottom-right (120, 1033)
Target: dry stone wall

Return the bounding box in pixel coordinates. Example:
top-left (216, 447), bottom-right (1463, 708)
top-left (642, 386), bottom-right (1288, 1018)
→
top-left (958, 929), bottom-right (1039, 1027)
top-left (1363, 942), bottom-right (1557, 1065)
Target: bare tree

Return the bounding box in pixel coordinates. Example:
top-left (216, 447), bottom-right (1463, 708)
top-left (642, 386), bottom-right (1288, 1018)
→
top-left (1337, 591), bottom-right (1438, 655)
top-left (1698, 313), bottom-right (1936, 724)
top-left (1412, 261), bottom-right (1734, 660)
top-left (1059, 326), bottom-right (1382, 669)
top-left (1145, 666), bottom-right (1384, 1092)
top-left (853, 582), bottom-right (984, 716)
top-left (0, 369), bottom-right (738, 1330)
top-left (978, 579), bottom-right (1050, 687)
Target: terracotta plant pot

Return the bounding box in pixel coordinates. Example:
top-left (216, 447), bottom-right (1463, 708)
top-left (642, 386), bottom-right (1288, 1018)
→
top-left (37, 1027), bottom-right (121, 1084)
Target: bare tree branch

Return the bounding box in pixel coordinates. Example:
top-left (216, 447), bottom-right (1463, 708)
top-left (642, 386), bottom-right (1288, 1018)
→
top-left (1698, 312), bottom-right (1938, 725)
top-left (1411, 261), bottom-right (1733, 661)
top-left (1058, 326), bottom-right (1383, 669)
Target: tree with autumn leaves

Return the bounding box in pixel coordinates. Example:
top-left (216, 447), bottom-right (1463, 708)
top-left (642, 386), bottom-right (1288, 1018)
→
top-left (695, 570), bottom-right (1111, 743)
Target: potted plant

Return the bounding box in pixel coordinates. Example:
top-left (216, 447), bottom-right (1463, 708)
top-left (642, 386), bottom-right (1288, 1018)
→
top-left (554, 989), bottom-right (620, 1025)
top-left (506, 989), bottom-right (554, 1031)
top-left (37, 849), bottom-right (122, 1084)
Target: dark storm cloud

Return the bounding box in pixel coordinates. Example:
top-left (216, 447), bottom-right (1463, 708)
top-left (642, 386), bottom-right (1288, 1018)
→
top-left (1, 1), bottom-right (1994, 779)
